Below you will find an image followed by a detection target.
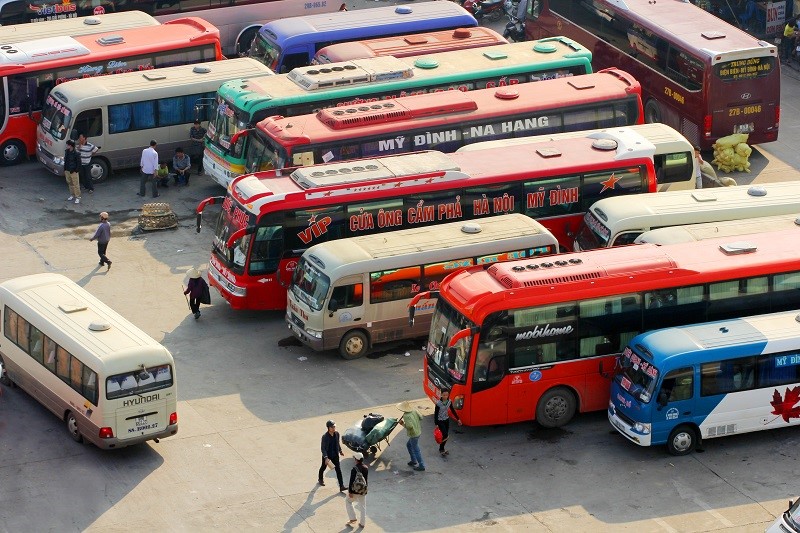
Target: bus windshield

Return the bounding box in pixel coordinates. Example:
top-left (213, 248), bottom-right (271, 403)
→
top-left (426, 299), bottom-right (474, 384)
top-left (212, 199), bottom-right (257, 273)
top-left (574, 211), bottom-right (610, 250)
top-left (106, 363), bottom-right (174, 400)
top-left (245, 133), bottom-right (281, 172)
top-left (290, 257), bottom-right (330, 312)
top-left (615, 345), bottom-right (659, 404)
top-left (250, 36), bottom-right (281, 70)
top-left (208, 98), bottom-right (249, 155)
top-left (40, 95), bottom-right (72, 142)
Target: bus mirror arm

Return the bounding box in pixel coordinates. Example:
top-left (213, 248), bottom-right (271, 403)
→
top-left (225, 225), bottom-right (256, 249)
top-left (408, 290), bottom-right (438, 327)
top-left (195, 196), bottom-right (225, 233)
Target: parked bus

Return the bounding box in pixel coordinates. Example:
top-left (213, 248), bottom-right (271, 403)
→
top-left (0, 0), bottom-right (336, 57)
top-left (635, 214), bottom-right (800, 245)
top-left (0, 17), bottom-right (222, 167)
top-left (206, 37), bottom-right (594, 188)
top-left (197, 131), bottom-right (658, 311)
top-left (573, 182), bottom-right (800, 251)
top-left (411, 228), bottom-right (800, 428)
top-left (287, 214), bottom-right (558, 359)
top-left (249, 2), bottom-right (477, 73)
top-left (36, 58), bottom-right (271, 183)
top-left (0, 11), bottom-right (159, 46)
top-left (311, 27), bottom-right (507, 65)
top-left (525, 0), bottom-right (780, 149)
top-left (246, 68), bottom-right (643, 173)
top-left (0, 273), bottom-right (178, 449)
top-left (609, 309), bottom-right (800, 455)
top-left (457, 123), bottom-right (696, 192)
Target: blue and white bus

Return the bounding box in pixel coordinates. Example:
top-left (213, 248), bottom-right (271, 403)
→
top-left (248, 1), bottom-right (477, 72)
top-left (608, 309), bottom-right (800, 455)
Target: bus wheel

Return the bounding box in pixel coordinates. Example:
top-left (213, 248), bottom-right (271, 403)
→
top-left (667, 425), bottom-right (695, 456)
top-left (644, 100), bottom-right (662, 124)
top-left (339, 330), bottom-right (368, 360)
top-left (89, 159), bottom-right (110, 184)
top-left (65, 411), bottom-right (83, 443)
top-left (0, 140), bottom-right (25, 166)
top-left (535, 387), bottom-right (576, 428)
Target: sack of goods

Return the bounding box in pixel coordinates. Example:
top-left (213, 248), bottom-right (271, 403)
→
top-left (711, 133), bottom-right (752, 173)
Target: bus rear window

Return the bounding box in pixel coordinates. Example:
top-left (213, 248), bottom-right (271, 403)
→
top-left (714, 57), bottom-right (777, 82)
top-left (106, 364), bottom-right (173, 400)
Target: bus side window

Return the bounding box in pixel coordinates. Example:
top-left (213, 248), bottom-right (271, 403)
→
top-left (612, 232), bottom-right (641, 246)
top-left (658, 367), bottom-right (693, 404)
top-left (29, 325), bottom-right (44, 364)
top-left (56, 346), bottom-right (71, 384)
top-left (3, 306), bottom-right (19, 343)
top-left (74, 109), bottom-right (103, 138)
top-left (43, 337), bottom-right (57, 373)
top-left (16, 315), bottom-right (29, 352)
top-left (330, 284), bottom-right (363, 309)
top-left (281, 51), bottom-right (310, 73)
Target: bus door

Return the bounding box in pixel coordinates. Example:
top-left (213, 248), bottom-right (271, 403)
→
top-left (650, 366), bottom-right (695, 444)
top-left (323, 275), bottom-right (365, 345)
top-left (468, 327), bottom-right (510, 425)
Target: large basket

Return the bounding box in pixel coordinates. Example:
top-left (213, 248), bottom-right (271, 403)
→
top-left (138, 202), bottom-right (178, 231)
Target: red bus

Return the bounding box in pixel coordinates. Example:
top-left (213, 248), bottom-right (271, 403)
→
top-left (311, 27), bottom-right (507, 65)
top-left (525, 0), bottom-right (779, 149)
top-left (0, 17), bottom-right (222, 166)
top-left (196, 130), bottom-right (657, 311)
top-left (411, 228), bottom-right (800, 428)
top-left (243, 68), bottom-right (643, 172)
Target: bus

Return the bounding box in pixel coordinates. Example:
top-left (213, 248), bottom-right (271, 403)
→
top-left (0, 17), bottom-right (222, 167)
top-left (0, 0), bottom-right (336, 58)
top-left (206, 37), bottom-right (594, 188)
top-left (197, 131), bottom-right (658, 311)
top-left (412, 228), bottom-right (800, 428)
top-left (0, 11), bottom-right (159, 46)
top-left (572, 182), bottom-right (800, 251)
top-left (245, 68), bottom-right (643, 173)
top-left (608, 309), bottom-right (800, 455)
top-left (311, 27), bottom-right (507, 65)
top-left (635, 214), bottom-right (800, 245)
top-left (248, 2), bottom-right (477, 73)
top-left (524, 0), bottom-right (780, 149)
top-left (0, 273), bottom-right (178, 449)
top-left (36, 58), bottom-right (272, 183)
top-left (287, 214), bottom-right (558, 359)
top-left (457, 123), bottom-right (697, 192)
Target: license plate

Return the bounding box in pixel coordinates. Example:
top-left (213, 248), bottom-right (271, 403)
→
top-left (734, 123), bottom-right (755, 133)
top-left (426, 378), bottom-right (440, 397)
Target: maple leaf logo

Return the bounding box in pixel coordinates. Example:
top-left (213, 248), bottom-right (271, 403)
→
top-left (769, 387), bottom-right (800, 423)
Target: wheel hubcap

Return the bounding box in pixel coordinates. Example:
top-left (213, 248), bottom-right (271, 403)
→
top-left (4, 144), bottom-right (19, 162)
top-left (68, 416), bottom-right (78, 436)
top-left (673, 432), bottom-right (691, 452)
top-left (346, 337), bottom-right (363, 355)
top-left (546, 397), bottom-right (567, 419)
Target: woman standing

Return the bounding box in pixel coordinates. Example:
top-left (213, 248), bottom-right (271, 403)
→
top-left (184, 268), bottom-right (209, 319)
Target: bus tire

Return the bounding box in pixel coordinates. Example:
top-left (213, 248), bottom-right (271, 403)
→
top-left (535, 387), bottom-right (577, 428)
top-left (65, 411), bottom-right (83, 443)
top-left (339, 330), bottom-right (368, 360)
top-left (644, 99), bottom-right (662, 124)
top-left (666, 425), bottom-right (696, 456)
top-left (0, 139), bottom-right (25, 166)
top-left (89, 158), bottom-right (110, 184)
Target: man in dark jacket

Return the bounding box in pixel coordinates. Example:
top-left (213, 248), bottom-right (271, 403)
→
top-left (64, 140), bottom-right (81, 204)
top-left (318, 419), bottom-right (346, 491)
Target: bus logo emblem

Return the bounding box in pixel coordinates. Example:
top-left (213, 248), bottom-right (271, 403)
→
top-left (529, 370), bottom-right (542, 382)
top-left (740, 93), bottom-right (752, 100)
top-left (666, 407), bottom-right (679, 420)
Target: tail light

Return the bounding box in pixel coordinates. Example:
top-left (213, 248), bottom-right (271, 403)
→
top-left (99, 427), bottom-right (114, 439)
top-left (169, 412), bottom-right (178, 425)
top-left (703, 115), bottom-right (712, 139)
top-left (775, 105), bottom-right (781, 128)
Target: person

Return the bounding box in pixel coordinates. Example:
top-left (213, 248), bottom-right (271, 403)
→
top-left (89, 211), bottom-right (112, 271)
top-left (188, 120), bottom-right (206, 175)
top-left (433, 389), bottom-right (462, 456)
top-left (184, 268), bottom-right (208, 319)
top-left (397, 400), bottom-right (425, 471)
top-left (77, 133), bottom-right (98, 194)
top-left (173, 147), bottom-right (191, 186)
top-left (345, 452), bottom-right (367, 528)
top-left (64, 139), bottom-right (81, 205)
top-left (156, 162), bottom-right (170, 188)
top-left (783, 18), bottom-right (798, 62)
top-left (139, 140), bottom-right (159, 198)
top-left (318, 419), bottom-right (346, 491)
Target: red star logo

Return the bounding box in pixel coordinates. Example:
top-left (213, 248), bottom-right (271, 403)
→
top-left (323, 191), bottom-right (333, 196)
top-left (599, 173), bottom-right (621, 194)
top-left (307, 213), bottom-right (317, 225)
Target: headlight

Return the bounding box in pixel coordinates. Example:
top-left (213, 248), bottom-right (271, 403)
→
top-left (453, 395), bottom-right (464, 409)
top-left (633, 422), bottom-right (651, 435)
top-left (305, 328), bottom-right (322, 339)
top-left (53, 156), bottom-right (64, 165)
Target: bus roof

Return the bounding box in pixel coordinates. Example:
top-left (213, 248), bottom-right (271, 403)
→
top-left (0, 17), bottom-right (219, 74)
top-left (635, 214), bottom-right (800, 245)
top-left (261, 68), bottom-right (641, 145)
top-left (312, 27), bottom-right (507, 63)
top-left (260, 2), bottom-right (475, 42)
top-left (49, 58), bottom-right (271, 103)
top-left (0, 274), bottom-right (170, 372)
top-left (219, 37), bottom-right (592, 115)
top-left (302, 214), bottom-right (557, 278)
top-left (600, 0), bottom-right (776, 61)
top-left (439, 228), bottom-right (800, 319)
top-left (0, 11), bottom-right (159, 46)
top-left (230, 133), bottom-right (656, 210)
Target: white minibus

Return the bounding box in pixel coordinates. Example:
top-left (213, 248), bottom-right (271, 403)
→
top-left (456, 123), bottom-right (697, 192)
top-left (36, 57), bottom-right (274, 183)
top-left (286, 214), bottom-right (559, 359)
top-left (635, 214), bottom-right (800, 245)
top-left (0, 273), bottom-right (177, 449)
top-left (573, 182), bottom-right (800, 251)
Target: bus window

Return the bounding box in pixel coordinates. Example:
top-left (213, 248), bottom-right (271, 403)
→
top-left (370, 267), bottom-right (421, 303)
top-left (330, 284), bottom-right (363, 310)
top-left (248, 225), bottom-right (283, 275)
top-left (758, 351), bottom-right (800, 387)
top-left (56, 346), bottom-right (71, 384)
top-left (74, 109), bottom-right (103, 138)
top-left (3, 306), bottom-right (19, 343)
top-left (29, 325), bottom-right (44, 364)
top-left (16, 315), bottom-right (29, 352)
top-left (707, 276), bottom-right (769, 321)
top-left (44, 337), bottom-right (57, 373)
top-left (281, 51), bottom-right (308, 73)
top-left (611, 232), bottom-right (640, 246)
top-left (701, 356), bottom-right (756, 396)
top-left (657, 367), bottom-right (693, 404)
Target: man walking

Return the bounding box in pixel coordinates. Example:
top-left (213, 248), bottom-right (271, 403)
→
top-left (318, 420), bottom-right (346, 491)
top-left (397, 400), bottom-right (425, 471)
top-left (139, 140), bottom-right (159, 198)
top-left (345, 452), bottom-right (368, 528)
top-left (189, 120), bottom-right (206, 175)
top-left (89, 211), bottom-right (112, 271)
top-left (77, 134), bottom-right (98, 194)
top-left (64, 140), bottom-right (81, 205)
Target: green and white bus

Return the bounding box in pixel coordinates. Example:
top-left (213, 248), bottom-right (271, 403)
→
top-left (0, 274), bottom-right (178, 449)
top-left (204, 37), bottom-right (593, 188)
